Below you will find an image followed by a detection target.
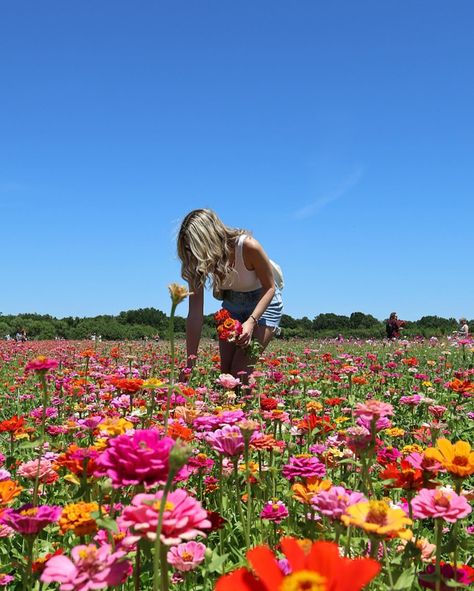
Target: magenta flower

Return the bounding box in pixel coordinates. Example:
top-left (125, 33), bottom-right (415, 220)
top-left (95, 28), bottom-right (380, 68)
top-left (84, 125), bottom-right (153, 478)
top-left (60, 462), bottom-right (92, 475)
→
top-left (95, 429), bottom-right (174, 488)
top-left (0, 504), bottom-right (61, 536)
top-left (25, 356), bottom-right (59, 372)
top-left (311, 486), bottom-right (367, 520)
top-left (206, 425), bottom-right (244, 457)
top-left (282, 454), bottom-right (326, 481)
top-left (0, 575), bottom-right (14, 586)
top-left (354, 400), bottom-right (394, 431)
top-left (167, 541), bottom-right (206, 572)
top-left (411, 487), bottom-right (472, 523)
top-left (119, 488), bottom-right (211, 545)
top-left (260, 500), bottom-right (289, 523)
top-left (41, 544), bottom-right (132, 591)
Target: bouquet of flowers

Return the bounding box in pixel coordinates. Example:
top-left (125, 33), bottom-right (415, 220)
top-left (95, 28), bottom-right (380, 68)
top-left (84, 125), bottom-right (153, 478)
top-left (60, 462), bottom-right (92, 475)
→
top-left (214, 309), bottom-right (242, 342)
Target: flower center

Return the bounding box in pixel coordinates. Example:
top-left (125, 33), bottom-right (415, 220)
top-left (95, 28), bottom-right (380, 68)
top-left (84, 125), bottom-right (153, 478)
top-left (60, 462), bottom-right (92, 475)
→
top-left (365, 501), bottom-right (388, 525)
top-left (434, 492), bottom-right (451, 507)
top-left (20, 508), bottom-right (38, 517)
top-left (280, 570), bottom-right (326, 591)
top-left (181, 551), bottom-right (193, 561)
top-left (452, 455), bottom-right (468, 467)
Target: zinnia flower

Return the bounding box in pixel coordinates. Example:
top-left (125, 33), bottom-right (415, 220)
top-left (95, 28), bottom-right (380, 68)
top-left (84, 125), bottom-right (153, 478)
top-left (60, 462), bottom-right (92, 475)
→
top-left (206, 425), bottom-right (245, 457)
top-left (424, 439), bottom-right (474, 478)
top-left (411, 487), bottom-right (472, 522)
top-left (282, 455), bottom-right (326, 481)
top-left (311, 487), bottom-right (366, 520)
top-left (342, 500), bottom-right (412, 540)
top-left (41, 544), bottom-right (131, 591)
top-left (95, 429), bottom-right (174, 488)
top-left (167, 541), bottom-right (206, 572)
top-left (215, 537), bottom-right (380, 591)
top-left (59, 502), bottom-right (100, 536)
top-left (0, 504), bottom-right (61, 536)
top-left (0, 480), bottom-right (23, 507)
top-left (118, 488), bottom-right (211, 545)
top-left (25, 356), bottom-right (59, 372)
top-left (260, 501), bottom-right (289, 524)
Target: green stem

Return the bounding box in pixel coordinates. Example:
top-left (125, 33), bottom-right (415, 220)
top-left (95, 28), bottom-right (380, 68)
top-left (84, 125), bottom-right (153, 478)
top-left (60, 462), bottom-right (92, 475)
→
top-left (163, 303), bottom-right (177, 434)
top-left (153, 472), bottom-right (175, 591)
top-left (434, 518), bottom-right (443, 591)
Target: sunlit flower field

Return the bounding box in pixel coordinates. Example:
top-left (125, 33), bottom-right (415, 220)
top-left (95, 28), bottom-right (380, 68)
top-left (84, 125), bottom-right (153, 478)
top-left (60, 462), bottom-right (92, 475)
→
top-left (0, 319), bottom-right (473, 589)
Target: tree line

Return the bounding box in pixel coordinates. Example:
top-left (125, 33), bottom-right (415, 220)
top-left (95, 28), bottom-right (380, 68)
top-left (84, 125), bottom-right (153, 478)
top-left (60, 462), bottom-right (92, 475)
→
top-left (0, 309), bottom-right (468, 341)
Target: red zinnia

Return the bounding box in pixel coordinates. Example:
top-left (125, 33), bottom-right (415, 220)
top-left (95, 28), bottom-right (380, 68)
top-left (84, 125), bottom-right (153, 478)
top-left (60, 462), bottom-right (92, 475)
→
top-left (0, 415), bottom-right (25, 434)
top-left (216, 537), bottom-right (380, 591)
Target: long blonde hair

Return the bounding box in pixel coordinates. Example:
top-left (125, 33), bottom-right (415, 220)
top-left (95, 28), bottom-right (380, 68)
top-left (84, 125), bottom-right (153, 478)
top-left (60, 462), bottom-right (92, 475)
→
top-left (177, 209), bottom-right (247, 289)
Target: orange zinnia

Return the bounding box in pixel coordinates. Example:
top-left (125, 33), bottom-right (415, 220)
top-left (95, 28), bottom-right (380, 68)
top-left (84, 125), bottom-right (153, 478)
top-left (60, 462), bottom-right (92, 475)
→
top-left (424, 439), bottom-right (474, 478)
top-left (216, 537), bottom-right (380, 591)
top-left (0, 480), bottom-right (23, 507)
top-left (292, 478), bottom-right (332, 504)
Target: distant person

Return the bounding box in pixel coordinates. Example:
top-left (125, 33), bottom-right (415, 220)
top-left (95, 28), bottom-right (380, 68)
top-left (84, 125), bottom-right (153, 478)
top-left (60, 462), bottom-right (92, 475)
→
top-left (386, 312), bottom-right (405, 339)
top-left (458, 318), bottom-right (469, 337)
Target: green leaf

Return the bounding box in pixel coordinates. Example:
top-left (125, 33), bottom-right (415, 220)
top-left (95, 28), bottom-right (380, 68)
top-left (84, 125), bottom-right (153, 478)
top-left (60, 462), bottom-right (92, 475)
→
top-left (208, 552), bottom-right (229, 574)
top-left (393, 567), bottom-right (416, 590)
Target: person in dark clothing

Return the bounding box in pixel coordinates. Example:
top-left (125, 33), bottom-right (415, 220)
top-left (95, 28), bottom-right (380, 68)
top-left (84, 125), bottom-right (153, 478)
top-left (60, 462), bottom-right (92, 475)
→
top-left (386, 312), bottom-right (405, 339)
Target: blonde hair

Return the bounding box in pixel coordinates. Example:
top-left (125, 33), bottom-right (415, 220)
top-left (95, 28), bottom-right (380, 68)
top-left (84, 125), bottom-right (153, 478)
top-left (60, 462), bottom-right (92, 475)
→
top-left (177, 209), bottom-right (248, 289)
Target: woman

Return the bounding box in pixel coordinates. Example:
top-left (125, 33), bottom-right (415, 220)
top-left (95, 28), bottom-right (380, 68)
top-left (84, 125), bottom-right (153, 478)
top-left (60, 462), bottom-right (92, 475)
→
top-left (177, 209), bottom-right (283, 379)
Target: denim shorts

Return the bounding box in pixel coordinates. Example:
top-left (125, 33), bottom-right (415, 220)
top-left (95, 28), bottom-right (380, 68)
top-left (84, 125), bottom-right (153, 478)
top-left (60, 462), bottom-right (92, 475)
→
top-left (222, 287), bottom-right (283, 330)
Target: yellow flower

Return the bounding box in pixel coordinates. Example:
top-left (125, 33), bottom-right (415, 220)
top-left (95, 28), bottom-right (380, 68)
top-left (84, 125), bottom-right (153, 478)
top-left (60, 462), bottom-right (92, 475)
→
top-left (425, 439), bottom-right (474, 478)
top-left (142, 378), bottom-right (164, 389)
top-left (384, 428), bottom-right (405, 437)
top-left (334, 417), bottom-right (350, 424)
top-left (168, 283), bottom-right (191, 306)
top-left (59, 502), bottom-right (100, 536)
top-left (401, 444), bottom-right (423, 456)
top-left (98, 417), bottom-right (133, 437)
top-left (342, 500), bottom-right (412, 540)
top-left (422, 381), bottom-right (433, 388)
top-left (306, 401), bottom-right (322, 412)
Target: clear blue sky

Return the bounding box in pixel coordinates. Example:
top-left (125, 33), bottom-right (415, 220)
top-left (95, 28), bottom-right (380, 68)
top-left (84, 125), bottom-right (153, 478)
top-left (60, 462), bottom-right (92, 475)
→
top-left (1, 1), bottom-right (473, 321)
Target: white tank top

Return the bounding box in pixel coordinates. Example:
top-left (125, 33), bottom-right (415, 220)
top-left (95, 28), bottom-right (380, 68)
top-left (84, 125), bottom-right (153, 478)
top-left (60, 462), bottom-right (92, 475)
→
top-left (220, 234), bottom-right (262, 292)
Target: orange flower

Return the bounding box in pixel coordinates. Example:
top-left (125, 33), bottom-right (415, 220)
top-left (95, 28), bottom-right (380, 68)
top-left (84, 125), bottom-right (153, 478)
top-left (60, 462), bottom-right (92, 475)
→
top-left (447, 379), bottom-right (474, 395)
top-left (292, 477), bottom-right (332, 504)
top-left (424, 439), bottom-right (474, 478)
top-left (215, 537), bottom-right (380, 591)
top-left (167, 422), bottom-right (194, 442)
top-left (0, 480), bottom-right (23, 507)
top-left (59, 502), bottom-right (99, 536)
top-left (0, 415), bottom-right (25, 435)
top-left (111, 378), bottom-right (144, 393)
top-left (342, 500), bottom-right (412, 540)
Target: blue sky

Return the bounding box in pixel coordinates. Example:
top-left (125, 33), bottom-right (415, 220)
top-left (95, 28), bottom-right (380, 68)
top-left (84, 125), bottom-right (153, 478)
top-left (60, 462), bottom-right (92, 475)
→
top-left (1, 1), bottom-right (473, 321)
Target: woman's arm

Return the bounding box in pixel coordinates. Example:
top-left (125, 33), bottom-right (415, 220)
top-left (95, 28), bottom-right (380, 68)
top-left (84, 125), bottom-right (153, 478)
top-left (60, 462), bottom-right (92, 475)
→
top-left (237, 237), bottom-right (275, 347)
top-left (185, 284), bottom-right (204, 368)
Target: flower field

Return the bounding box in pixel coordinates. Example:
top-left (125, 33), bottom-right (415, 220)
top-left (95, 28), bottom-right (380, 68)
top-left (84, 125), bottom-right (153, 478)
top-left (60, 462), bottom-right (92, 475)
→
top-left (0, 327), bottom-right (473, 589)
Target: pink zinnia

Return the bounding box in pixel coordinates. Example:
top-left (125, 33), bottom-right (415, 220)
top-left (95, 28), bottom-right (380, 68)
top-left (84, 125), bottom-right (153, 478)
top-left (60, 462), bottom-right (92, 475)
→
top-left (18, 459), bottom-right (57, 483)
top-left (282, 454), bottom-right (326, 481)
top-left (411, 487), bottom-right (472, 523)
top-left (260, 500), bottom-right (289, 523)
top-left (354, 400), bottom-right (394, 427)
top-left (0, 504), bottom-right (61, 536)
top-left (41, 543), bottom-right (131, 591)
top-left (311, 486), bottom-right (367, 520)
top-left (25, 356), bottom-right (59, 372)
top-left (206, 425), bottom-right (244, 457)
top-left (215, 374), bottom-right (241, 390)
top-left (118, 488), bottom-right (211, 545)
top-left (167, 541), bottom-right (206, 572)
top-left (95, 429), bottom-right (174, 488)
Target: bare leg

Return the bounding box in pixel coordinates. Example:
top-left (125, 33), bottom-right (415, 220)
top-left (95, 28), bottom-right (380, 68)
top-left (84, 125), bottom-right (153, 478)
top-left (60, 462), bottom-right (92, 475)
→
top-left (230, 325), bottom-right (276, 379)
top-left (219, 339), bottom-right (237, 374)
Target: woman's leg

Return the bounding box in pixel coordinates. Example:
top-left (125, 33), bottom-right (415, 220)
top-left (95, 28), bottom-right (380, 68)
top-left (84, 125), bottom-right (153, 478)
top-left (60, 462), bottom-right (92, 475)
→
top-left (219, 339), bottom-right (236, 374)
top-left (230, 325), bottom-right (275, 379)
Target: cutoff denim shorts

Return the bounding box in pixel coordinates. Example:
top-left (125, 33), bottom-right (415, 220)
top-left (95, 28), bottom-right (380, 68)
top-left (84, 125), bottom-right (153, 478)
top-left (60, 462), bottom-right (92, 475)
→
top-left (222, 287), bottom-right (283, 331)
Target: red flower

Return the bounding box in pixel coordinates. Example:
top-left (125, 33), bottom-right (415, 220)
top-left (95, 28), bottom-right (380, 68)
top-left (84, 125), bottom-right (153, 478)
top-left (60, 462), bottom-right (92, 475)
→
top-left (260, 397), bottom-right (278, 411)
top-left (111, 378), bottom-right (144, 393)
top-left (297, 414), bottom-right (334, 435)
top-left (379, 460), bottom-right (425, 491)
top-left (0, 415), bottom-right (25, 434)
top-left (216, 537), bottom-right (380, 591)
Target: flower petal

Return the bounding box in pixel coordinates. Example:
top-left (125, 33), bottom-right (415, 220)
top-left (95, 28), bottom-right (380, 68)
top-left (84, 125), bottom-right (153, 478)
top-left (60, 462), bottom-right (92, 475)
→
top-left (215, 568), bottom-right (267, 591)
top-left (247, 545), bottom-right (283, 590)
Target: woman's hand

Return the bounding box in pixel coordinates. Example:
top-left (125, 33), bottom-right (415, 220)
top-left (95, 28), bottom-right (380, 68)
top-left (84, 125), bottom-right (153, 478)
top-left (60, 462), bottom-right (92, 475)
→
top-left (236, 319), bottom-right (256, 348)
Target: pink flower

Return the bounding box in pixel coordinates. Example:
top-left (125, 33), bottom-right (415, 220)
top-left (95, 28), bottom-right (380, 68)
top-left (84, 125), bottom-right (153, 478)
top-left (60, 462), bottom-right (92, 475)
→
top-left (25, 356), bottom-right (59, 372)
top-left (206, 425), bottom-right (244, 457)
top-left (215, 374), bottom-right (241, 390)
top-left (0, 505), bottom-right (61, 536)
top-left (18, 459), bottom-right (57, 483)
top-left (282, 455), bottom-right (326, 481)
top-left (354, 400), bottom-right (394, 431)
top-left (260, 501), bottom-right (289, 523)
top-left (95, 429), bottom-right (174, 488)
top-left (41, 544), bottom-right (132, 591)
top-left (311, 486), bottom-right (367, 520)
top-left (118, 488), bottom-right (211, 545)
top-left (411, 487), bottom-right (472, 523)
top-left (167, 541), bottom-right (206, 572)
top-left (0, 575), bottom-right (14, 586)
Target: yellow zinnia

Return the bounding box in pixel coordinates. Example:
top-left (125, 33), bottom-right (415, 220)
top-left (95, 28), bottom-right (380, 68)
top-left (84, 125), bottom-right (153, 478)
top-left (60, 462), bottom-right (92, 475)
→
top-left (59, 502), bottom-right (99, 536)
top-left (425, 439), bottom-right (474, 478)
top-left (342, 500), bottom-right (412, 540)
top-left (292, 478), bottom-right (332, 504)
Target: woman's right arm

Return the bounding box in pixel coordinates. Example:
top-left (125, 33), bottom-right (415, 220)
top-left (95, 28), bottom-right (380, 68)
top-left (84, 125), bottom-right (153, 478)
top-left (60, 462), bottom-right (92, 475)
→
top-left (186, 284), bottom-right (204, 368)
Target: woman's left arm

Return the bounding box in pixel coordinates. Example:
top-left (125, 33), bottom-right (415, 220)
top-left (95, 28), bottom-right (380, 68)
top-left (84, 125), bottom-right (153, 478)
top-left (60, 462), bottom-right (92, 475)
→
top-left (236, 237), bottom-right (275, 347)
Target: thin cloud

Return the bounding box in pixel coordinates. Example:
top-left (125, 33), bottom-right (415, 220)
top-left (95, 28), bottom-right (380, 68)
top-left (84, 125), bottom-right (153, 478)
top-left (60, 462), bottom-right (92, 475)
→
top-left (293, 167), bottom-right (364, 220)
